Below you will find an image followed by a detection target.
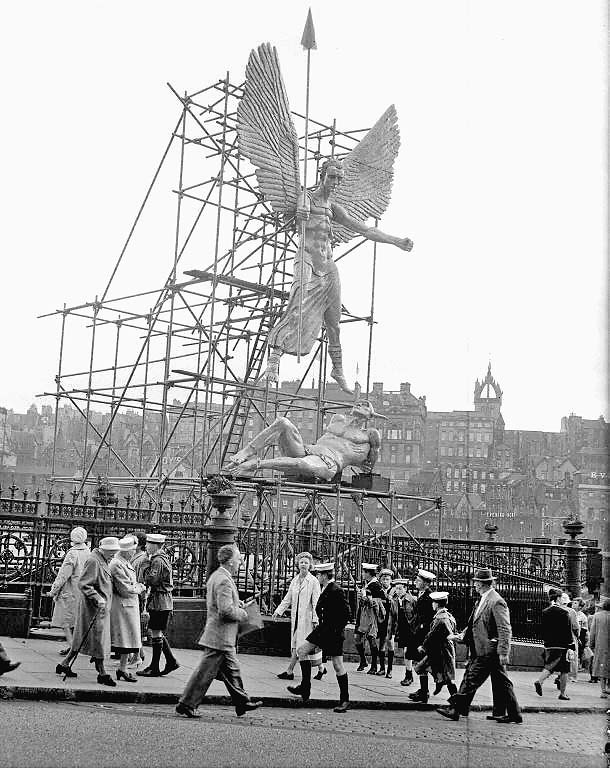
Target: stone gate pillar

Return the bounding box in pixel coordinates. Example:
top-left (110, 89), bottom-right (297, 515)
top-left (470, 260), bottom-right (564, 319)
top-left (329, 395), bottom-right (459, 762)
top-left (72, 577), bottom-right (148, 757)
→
top-left (204, 485), bottom-right (238, 582)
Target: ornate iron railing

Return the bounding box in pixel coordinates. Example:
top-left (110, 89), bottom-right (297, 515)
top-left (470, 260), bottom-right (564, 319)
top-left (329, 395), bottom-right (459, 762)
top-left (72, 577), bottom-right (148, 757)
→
top-left (0, 486), bottom-right (599, 642)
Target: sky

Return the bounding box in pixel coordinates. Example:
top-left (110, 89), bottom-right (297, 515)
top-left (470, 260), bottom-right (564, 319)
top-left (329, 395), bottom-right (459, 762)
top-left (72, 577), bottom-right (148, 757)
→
top-left (0, 0), bottom-right (607, 432)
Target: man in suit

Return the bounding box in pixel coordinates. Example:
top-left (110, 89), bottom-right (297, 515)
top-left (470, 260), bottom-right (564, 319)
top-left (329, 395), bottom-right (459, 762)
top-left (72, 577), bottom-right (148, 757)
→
top-left (176, 544), bottom-right (263, 718)
top-left (288, 562), bottom-right (352, 712)
top-left (436, 567), bottom-right (522, 724)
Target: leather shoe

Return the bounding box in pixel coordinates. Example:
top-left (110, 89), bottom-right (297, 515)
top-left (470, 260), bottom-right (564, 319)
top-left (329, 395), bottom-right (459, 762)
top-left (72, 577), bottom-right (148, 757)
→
top-left (496, 715), bottom-right (523, 724)
top-left (176, 702), bottom-right (201, 719)
top-left (333, 701), bottom-right (350, 713)
top-left (534, 681), bottom-right (543, 696)
top-left (137, 667), bottom-right (162, 677)
top-left (160, 660), bottom-right (180, 676)
top-left (276, 671), bottom-right (294, 680)
top-left (55, 664), bottom-right (76, 678)
top-left (97, 674), bottom-right (117, 687)
top-left (235, 699), bottom-right (262, 717)
top-left (433, 682), bottom-right (445, 695)
top-left (436, 705), bottom-right (460, 721)
top-left (356, 663), bottom-right (367, 672)
top-left (0, 660), bottom-right (21, 676)
top-left (287, 685), bottom-right (310, 702)
top-left (486, 715), bottom-right (502, 720)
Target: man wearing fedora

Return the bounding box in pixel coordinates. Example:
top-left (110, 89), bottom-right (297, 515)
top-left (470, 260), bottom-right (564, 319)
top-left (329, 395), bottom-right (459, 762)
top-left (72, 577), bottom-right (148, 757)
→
top-left (56, 536), bottom-right (121, 686)
top-left (138, 533), bottom-right (180, 677)
top-left (436, 567), bottom-right (522, 724)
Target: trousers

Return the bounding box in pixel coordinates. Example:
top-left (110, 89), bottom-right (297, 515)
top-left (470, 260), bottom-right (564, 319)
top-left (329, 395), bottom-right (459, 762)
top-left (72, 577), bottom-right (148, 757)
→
top-left (180, 646), bottom-right (249, 710)
top-left (450, 652), bottom-right (521, 719)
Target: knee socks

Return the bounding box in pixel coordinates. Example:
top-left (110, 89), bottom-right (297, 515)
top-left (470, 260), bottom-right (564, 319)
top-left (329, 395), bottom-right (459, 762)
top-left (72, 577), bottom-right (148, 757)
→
top-left (161, 636), bottom-right (176, 665)
top-left (356, 643), bottom-right (367, 666)
top-left (387, 651), bottom-right (394, 673)
top-left (337, 673), bottom-right (349, 703)
top-left (150, 637), bottom-right (163, 672)
top-left (447, 681), bottom-right (457, 696)
top-left (299, 660), bottom-right (312, 698)
top-left (378, 651), bottom-right (385, 671)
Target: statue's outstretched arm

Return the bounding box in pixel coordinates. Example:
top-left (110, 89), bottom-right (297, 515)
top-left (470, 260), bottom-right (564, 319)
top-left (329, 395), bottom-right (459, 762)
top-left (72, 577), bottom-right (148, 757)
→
top-left (332, 203), bottom-right (413, 252)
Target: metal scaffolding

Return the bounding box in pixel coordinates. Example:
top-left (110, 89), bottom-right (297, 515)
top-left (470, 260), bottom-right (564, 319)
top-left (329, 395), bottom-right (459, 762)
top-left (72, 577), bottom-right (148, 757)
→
top-left (39, 75), bottom-right (385, 512)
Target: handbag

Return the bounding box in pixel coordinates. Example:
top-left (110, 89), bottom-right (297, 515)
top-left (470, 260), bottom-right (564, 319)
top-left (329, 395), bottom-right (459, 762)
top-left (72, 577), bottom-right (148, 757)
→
top-left (581, 646), bottom-right (593, 663)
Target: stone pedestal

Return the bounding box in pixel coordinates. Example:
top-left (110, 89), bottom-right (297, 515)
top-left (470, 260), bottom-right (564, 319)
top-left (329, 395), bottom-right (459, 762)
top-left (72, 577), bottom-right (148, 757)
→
top-left (562, 518), bottom-right (585, 598)
top-left (203, 492), bottom-right (238, 582)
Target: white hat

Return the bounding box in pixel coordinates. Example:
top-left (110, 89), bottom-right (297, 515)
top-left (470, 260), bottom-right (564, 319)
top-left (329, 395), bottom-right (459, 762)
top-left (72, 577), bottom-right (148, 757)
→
top-left (146, 533), bottom-right (166, 544)
top-left (99, 536), bottom-right (120, 551)
top-left (361, 563), bottom-right (378, 572)
top-left (417, 569), bottom-right (436, 582)
top-left (379, 568), bottom-right (393, 577)
top-left (70, 526), bottom-right (87, 544)
top-left (312, 562), bottom-right (335, 573)
top-left (119, 536), bottom-right (137, 552)
top-left (430, 591), bottom-right (449, 601)
top-left (392, 578), bottom-right (410, 586)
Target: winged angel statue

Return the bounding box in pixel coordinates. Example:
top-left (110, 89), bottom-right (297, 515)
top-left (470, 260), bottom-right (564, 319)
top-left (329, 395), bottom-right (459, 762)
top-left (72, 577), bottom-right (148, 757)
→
top-left (237, 44), bottom-right (413, 394)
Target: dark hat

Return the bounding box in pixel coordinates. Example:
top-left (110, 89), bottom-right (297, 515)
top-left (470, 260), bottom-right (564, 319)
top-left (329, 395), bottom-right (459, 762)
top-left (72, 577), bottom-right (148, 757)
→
top-left (472, 567), bottom-right (494, 582)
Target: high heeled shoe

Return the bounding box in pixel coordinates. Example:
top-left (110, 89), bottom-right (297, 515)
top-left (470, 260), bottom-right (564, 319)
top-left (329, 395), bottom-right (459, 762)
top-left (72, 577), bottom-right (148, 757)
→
top-left (55, 664), bottom-right (77, 678)
top-left (116, 669), bottom-right (137, 683)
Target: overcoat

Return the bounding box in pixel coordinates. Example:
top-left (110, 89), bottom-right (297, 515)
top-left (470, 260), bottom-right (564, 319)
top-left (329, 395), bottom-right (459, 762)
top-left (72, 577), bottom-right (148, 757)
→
top-left (275, 571), bottom-right (322, 663)
top-left (589, 609), bottom-right (610, 678)
top-left (408, 587), bottom-right (435, 658)
top-left (355, 578), bottom-right (385, 637)
top-left (72, 548), bottom-right (114, 659)
top-left (49, 543), bottom-right (90, 629)
top-left (394, 593), bottom-right (416, 648)
top-left (306, 579), bottom-right (350, 652)
top-left (198, 565), bottom-right (247, 652)
top-left (420, 607), bottom-right (457, 682)
top-left (110, 556), bottom-right (143, 651)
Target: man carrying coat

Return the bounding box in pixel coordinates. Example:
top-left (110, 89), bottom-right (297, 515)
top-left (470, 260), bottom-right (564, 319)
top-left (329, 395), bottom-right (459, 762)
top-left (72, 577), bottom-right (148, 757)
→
top-left (55, 536), bottom-right (120, 686)
top-left (436, 567), bottom-right (522, 724)
top-left (176, 544), bottom-right (263, 718)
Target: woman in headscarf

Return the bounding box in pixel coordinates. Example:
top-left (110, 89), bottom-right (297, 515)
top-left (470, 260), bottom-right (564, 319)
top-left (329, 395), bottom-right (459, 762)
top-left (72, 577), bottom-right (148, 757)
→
top-left (47, 527), bottom-right (90, 655)
top-left (589, 596), bottom-right (610, 698)
top-left (272, 552), bottom-right (325, 681)
top-left (110, 537), bottom-right (146, 682)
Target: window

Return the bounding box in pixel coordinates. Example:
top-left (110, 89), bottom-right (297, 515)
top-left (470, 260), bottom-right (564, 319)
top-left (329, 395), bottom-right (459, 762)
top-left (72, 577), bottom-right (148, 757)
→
top-left (448, 448), bottom-right (454, 456)
top-left (446, 467), bottom-right (452, 478)
top-left (448, 431), bottom-right (454, 441)
top-left (473, 482), bottom-right (478, 492)
top-left (440, 447), bottom-right (447, 456)
top-left (405, 455), bottom-right (411, 464)
top-left (281, 515), bottom-right (287, 522)
top-left (473, 470), bottom-right (478, 479)
top-left (476, 448), bottom-right (481, 458)
top-left (390, 455), bottom-right (397, 464)
top-left (458, 432), bottom-right (464, 441)
top-left (375, 516), bottom-right (384, 524)
top-left (454, 468), bottom-right (459, 478)
top-left (282, 499), bottom-right (288, 507)
top-left (406, 430), bottom-right (413, 441)
top-left (481, 471), bottom-right (486, 480)
top-left (355, 515), bottom-right (361, 523)
top-left (446, 481), bottom-right (451, 491)
top-left (248, 431), bottom-right (253, 439)
top-left (469, 433), bottom-right (475, 442)
top-left (480, 483), bottom-right (486, 494)
top-left (388, 428), bottom-right (402, 440)
top-left (458, 447), bottom-right (464, 456)
top-left (476, 432), bottom-right (481, 442)
top-left (441, 431), bottom-right (446, 441)
top-left (461, 469), bottom-right (467, 478)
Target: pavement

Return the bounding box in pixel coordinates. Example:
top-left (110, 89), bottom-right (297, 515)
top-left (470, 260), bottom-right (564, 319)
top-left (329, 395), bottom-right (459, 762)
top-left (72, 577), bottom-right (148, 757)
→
top-left (1, 636), bottom-right (608, 714)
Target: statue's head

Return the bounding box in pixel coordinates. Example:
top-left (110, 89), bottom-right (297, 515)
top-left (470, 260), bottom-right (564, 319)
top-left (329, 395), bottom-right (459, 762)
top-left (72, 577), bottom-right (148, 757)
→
top-left (319, 159), bottom-right (344, 194)
top-left (351, 400), bottom-right (387, 420)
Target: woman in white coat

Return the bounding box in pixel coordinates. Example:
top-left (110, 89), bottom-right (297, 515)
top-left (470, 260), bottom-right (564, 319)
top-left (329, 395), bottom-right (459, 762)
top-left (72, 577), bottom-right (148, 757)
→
top-left (47, 527), bottom-right (90, 655)
top-left (110, 537), bottom-right (146, 682)
top-left (272, 552), bottom-right (325, 680)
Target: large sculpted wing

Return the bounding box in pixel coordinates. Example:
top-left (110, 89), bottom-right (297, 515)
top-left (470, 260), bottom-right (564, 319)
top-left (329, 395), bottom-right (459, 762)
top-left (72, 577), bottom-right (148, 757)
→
top-left (237, 43), bottom-right (301, 215)
top-left (331, 105), bottom-right (400, 245)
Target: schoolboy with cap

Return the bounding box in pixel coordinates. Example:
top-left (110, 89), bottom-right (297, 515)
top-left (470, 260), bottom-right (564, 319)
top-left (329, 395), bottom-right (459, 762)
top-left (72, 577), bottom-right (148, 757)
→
top-left (392, 578), bottom-right (417, 686)
top-left (414, 591), bottom-right (458, 698)
top-left (56, 536), bottom-right (121, 686)
top-left (376, 568), bottom-right (397, 677)
top-left (436, 567), bottom-right (522, 724)
top-left (288, 562), bottom-right (352, 712)
top-left (138, 533), bottom-right (180, 677)
top-left (353, 563), bottom-right (385, 674)
top-left (408, 568), bottom-right (436, 703)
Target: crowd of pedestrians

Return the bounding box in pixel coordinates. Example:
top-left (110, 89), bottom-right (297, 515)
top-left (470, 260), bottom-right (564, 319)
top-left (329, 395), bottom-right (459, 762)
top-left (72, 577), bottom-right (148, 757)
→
top-left (0, 530), bottom-right (608, 725)
top-left (51, 528), bottom-right (180, 687)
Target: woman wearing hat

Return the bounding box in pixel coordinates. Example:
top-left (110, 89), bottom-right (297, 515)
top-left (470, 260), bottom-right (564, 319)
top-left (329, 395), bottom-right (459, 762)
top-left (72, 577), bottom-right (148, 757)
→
top-left (56, 536), bottom-right (121, 686)
top-left (110, 537), bottom-right (146, 682)
top-left (272, 552), bottom-right (325, 681)
top-left (589, 596), bottom-right (610, 698)
top-left (46, 527), bottom-right (90, 655)
top-left (415, 591), bottom-right (458, 698)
